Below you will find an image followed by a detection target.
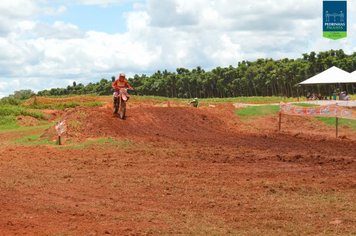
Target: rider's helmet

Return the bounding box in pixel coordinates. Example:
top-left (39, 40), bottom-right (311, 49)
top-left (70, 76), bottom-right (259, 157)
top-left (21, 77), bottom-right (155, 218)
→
top-left (118, 73), bottom-right (126, 80)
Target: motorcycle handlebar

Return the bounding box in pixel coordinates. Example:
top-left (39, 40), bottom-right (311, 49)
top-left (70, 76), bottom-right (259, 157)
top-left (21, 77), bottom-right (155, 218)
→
top-left (113, 87), bottom-right (134, 90)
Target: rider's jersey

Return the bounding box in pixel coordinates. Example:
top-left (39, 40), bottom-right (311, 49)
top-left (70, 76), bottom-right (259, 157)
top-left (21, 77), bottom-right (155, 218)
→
top-left (112, 79), bottom-right (130, 90)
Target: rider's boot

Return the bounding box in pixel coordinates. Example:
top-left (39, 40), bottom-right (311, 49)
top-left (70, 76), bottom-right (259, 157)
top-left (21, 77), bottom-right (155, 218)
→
top-left (113, 98), bottom-right (118, 115)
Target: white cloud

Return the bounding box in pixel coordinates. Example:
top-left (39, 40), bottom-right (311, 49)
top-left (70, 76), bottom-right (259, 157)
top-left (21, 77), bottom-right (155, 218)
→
top-left (42, 5), bottom-right (67, 16)
top-left (147, 0), bottom-right (199, 27)
top-left (32, 21), bottom-right (84, 39)
top-left (0, 1), bottom-right (40, 18)
top-left (0, 1), bottom-right (38, 36)
top-left (0, 0), bottom-right (355, 98)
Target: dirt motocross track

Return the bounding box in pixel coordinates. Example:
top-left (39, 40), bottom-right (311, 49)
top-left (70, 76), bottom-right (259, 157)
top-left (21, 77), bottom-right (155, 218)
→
top-left (0, 101), bottom-right (355, 235)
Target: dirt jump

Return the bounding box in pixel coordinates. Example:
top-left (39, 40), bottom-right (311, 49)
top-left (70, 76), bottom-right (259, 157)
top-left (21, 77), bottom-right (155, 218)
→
top-left (0, 100), bottom-right (355, 235)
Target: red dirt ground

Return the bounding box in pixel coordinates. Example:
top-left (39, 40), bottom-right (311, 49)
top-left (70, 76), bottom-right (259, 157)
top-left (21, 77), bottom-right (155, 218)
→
top-left (0, 101), bottom-right (355, 235)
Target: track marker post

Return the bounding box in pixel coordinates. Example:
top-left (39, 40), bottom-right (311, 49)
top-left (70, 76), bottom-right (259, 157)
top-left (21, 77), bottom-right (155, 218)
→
top-left (335, 103), bottom-right (339, 138)
top-left (55, 121), bottom-right (66, 145)
top-left (336, 117), bottom-right (339, 138)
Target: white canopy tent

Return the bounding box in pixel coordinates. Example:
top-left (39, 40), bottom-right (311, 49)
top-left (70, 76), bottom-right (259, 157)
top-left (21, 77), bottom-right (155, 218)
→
top-left (299, 66), bottom-right (355, 85)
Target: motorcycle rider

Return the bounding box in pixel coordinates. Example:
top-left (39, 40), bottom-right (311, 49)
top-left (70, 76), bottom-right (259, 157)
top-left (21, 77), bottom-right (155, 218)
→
top-left (112, 73), bottom-right (134, 91)
top-left (112, 73), bottom-right (134, 114)
top-left (190, 97), bottom-right (199, 107)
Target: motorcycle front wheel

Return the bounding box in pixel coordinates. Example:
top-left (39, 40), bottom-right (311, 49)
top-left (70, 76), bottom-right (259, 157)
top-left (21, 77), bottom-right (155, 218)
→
top-left (119, 100), bottom-right (126, 119)
top-left (113, 97), bottom-right (119, 114)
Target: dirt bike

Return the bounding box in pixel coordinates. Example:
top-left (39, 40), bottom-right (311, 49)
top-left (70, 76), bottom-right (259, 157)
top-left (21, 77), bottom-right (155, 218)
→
top-left (113, 88), bottom-right (130, 119)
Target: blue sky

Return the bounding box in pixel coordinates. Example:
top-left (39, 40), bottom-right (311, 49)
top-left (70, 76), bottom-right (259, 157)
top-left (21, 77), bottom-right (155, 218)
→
top-left (40, 2), bottom-right (134, 33)
top-left (0, 0), bottom-right (355, 98)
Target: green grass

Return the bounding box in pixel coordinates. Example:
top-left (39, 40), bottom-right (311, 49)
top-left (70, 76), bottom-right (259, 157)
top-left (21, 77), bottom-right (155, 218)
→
top-left (0, 120), bottom-right (50, 132)
top-left (0, 115), bottom-right (20, 130)
top-left (291, 103), bottom-right (319, 107)
top-left (235, 105), bottom-right (280, 118)
top-left (29, 101), bottom-right (103, 110)
top-left (14, 134), bottom-right (54, 145)
top-left (11, 135), bottom-right (132, 148)
top-left (0, 97), bottom-right (21, 106)
top-left (35, 94), bottom-right (99, 99)
top-left (132, 95), bottom-right (179, 101)
top-left (59, 137), bottom-right (132, 149)
top-left (0, 122), bottom-right (53, 133)
top-left (203, 96), bottom-right (297, 104)
top-left (233, 102), bottom-right (356, 130)
top-left (131, 95), bottom-right (299, 104)
top-left (0, 105), bottom-right (45, 119)
top-left (317, 117), bottom-right (356, 130)
top-left (0, 105), bottom-right (48, 131)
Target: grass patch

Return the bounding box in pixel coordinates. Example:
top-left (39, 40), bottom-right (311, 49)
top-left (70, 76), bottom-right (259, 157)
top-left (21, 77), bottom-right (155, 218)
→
top-left (21, 95), bottom-right (106, 110)
top-left (0, 105), bottom-right (45, 119)
top-left (291, 103), bottom-right (319, 107)
top-left (11, 135), bottom-right (131, 147)
top-left (235, 105), bottom-right (280, 118)
top-left (317, 117), bottom-right (356, 130)
top-left (0, 115), bottom-right (20, 130)
top-left (0, 122), bottom-right (53, 134)
top-left (0, 97), bottom-right (21, 106)
top-left (67, 120), bottom-right (82, 130)
top-left (14, 134), bottom-right (54, 145)
top-left (0, 105), bottom-right (48, 131)
top-left (205, 96), bottom-right (297, 104)
top-left (29, 101), bottom-right (103, 110)
top-left (132, 95), bottom-right (298, 104)
top-left (59, 137), bottom-right (132, 149)
top-left (132, 95), bottom-right (179, 102)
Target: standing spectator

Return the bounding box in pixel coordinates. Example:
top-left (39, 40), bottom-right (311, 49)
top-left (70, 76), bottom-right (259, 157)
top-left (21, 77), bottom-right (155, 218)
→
top-left (344, 92), bottom-right (350, 101)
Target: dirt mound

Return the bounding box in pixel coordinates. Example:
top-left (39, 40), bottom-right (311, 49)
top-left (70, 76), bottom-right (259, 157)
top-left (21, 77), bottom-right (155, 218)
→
top-left (43, 104), bottom-right (238, 144)
top-left (41, 109), bottom-right (64, 121)
top-left (41, 103), bottom-right (356, 165)
top-left (16, 116), bottom-right (40, 126)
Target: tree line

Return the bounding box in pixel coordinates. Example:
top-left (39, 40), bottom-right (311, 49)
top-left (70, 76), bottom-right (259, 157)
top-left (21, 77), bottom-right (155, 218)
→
top-left (32, 49), bottom-right (356, 98)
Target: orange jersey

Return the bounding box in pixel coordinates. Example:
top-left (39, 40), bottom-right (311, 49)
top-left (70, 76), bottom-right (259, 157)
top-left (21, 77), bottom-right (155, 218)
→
top-left (112, 79), bottom-right (130, 89)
